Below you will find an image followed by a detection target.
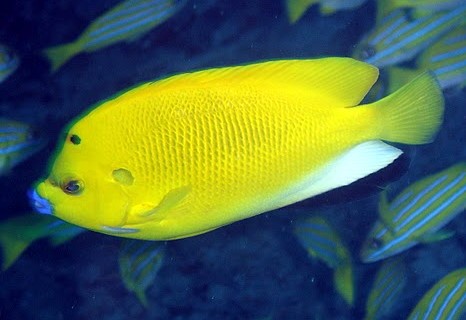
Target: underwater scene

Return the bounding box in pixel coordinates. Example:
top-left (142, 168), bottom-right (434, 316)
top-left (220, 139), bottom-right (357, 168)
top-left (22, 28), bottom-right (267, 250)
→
top-left (0, 0), bottom-right (465, 319)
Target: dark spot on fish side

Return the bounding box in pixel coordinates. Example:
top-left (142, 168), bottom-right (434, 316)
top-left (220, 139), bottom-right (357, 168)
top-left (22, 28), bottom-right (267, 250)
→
top-left (69, 134), bottom-right (81, 145)
top-left (112, 168), bottom-right (134, 185)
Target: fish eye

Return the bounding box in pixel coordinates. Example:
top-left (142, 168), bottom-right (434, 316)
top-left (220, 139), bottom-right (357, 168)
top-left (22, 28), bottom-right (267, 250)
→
top-left (69, 134), bottom-right (81, 145)
top-left (61, 179), bottom-right (83, 195)
top-left (369, 237), bottom-right (383, 249)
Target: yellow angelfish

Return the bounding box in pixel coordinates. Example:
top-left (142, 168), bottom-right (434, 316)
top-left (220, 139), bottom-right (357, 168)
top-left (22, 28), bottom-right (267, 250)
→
top-left (30, 58), bottom-right (444, 240)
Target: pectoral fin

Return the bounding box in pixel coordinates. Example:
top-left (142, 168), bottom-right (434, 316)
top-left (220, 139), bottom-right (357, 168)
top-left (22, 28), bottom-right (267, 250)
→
top-left (418, 229), bottom-right (455, 243)
top-left (129, 185), bottom-right (191, 223)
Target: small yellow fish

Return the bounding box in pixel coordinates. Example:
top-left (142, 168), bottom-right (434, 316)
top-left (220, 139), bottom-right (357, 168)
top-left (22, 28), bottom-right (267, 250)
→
top-left (30, 58), bottom-right (444, 240)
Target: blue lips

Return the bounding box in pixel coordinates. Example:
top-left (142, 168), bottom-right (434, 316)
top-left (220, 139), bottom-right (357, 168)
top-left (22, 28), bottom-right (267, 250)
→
top-left (28, 188), bottom-right (53, 215)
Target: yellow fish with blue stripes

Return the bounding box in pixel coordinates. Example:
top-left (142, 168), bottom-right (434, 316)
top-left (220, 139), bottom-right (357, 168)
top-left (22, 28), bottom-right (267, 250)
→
top-left (119, 239), bottom-right (165, 306)
top-left (29, 57), bottom-right (444, 240)
top-left (0, 214), bottom-right (83, 271)
top-left (386, 28), bottom-right (466, 93)
top-left (360, 162), bottom-right (466, 263)
top-left (354, 5), bottom-right (466, 68)
top-left (294, 215), bottom-right (355, 305)
top-left (43, 0), bottom-right (186, 72)
top-left (407, 268), bottom-right (466, 320)
top-left (0, 118), bottom-right (45, 175)
top-left (364, 257), bottom-right (407, 320)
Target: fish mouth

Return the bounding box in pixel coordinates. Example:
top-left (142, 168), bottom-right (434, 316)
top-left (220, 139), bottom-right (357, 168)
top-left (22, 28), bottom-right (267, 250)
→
top-left (28, 188), bottom-right (53, 215)
top-left (101, 225), bottom-right (139, 234)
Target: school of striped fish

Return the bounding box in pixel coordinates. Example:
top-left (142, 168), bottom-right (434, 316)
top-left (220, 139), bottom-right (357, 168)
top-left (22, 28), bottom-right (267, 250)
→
top-left (0, 0), bottom-right (465, 318)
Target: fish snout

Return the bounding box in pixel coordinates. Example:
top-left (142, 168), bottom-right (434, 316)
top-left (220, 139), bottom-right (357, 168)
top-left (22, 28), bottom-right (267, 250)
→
top-left (28, 188), bottom-right (53, 215)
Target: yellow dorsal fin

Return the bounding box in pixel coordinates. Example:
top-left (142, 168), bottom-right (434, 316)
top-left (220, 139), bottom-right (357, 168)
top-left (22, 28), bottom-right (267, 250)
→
top-left (120, 58), bottom-right (379, 107)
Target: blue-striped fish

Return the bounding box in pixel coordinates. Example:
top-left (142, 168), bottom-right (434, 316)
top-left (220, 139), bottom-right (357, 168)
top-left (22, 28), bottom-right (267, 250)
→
top-left (360, 162), bottom-right (466, 263)
top-left (285, 0), bottom-right (368, 23)
top-left (353, 5), bottom-right (466, 68)
top-left (377, 0), bottom-right (466, 17)
top-left (0, 214), bottom-right (84, 271)
top-left (365, 257), bottom-right (407, 320)
top-left (0, 44), bottom-right (19, 84)
top-left (407, 268), bottom-right (466, 320)
top-left (0, 118), bottom-right (45, 175)
top-left (118, 239), bottom-right (165, 306)
top-left (294, 215), bottom-right (354, 305)
top-left (43, 0), bottom-right (187, 71)
top-left (386, 28), bottom-right (466, 93)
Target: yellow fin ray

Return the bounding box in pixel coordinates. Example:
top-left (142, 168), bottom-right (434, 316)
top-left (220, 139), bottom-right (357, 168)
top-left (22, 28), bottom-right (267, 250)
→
top-left (369, 72), bottom-right (444, 144)
top-left (123, 58), bottom-right (379, 107)
top-left (129, 185), bottom-right (191, 223)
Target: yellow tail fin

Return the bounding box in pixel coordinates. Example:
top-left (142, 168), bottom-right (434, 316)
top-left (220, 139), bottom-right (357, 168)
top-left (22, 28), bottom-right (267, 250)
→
top-left (43, 41), bottom-right (81, 72)
top-left (371, 72), bottom-right (444, 144)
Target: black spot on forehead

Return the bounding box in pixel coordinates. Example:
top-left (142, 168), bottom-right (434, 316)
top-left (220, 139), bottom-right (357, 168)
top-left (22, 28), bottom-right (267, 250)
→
top-left (69, 134), bottom-right (81, 145)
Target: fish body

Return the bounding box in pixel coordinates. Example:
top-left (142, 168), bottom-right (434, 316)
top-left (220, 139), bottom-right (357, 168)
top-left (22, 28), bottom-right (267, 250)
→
top-left (386, 28), bottom-right (466, 93)
top-left (43, 0), bottom-right (186, 71)
top-left (364, 257), bottom-right (407, 320)
top-left (30, 58), bottom-right (444, 240)
top-left (119, 239), bottom-right (165, 306)
top-left (0, 214), bottom-right (83, 271)
top-left (0, 118), bottom-right (45, 175)
top-left (360, 162), bottom-right (466, 263)
top-left (407, 268), bottom-right (466, 320)
top-left (354, 5), bottom-right (466, 68)
top-left (0, 45), bottom-right (19, 83)
top-left (294, 215), bottom-right (355, 305)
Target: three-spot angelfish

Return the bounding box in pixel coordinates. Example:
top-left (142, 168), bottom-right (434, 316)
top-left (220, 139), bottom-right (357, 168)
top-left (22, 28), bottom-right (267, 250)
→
top-left (407, 268), bottom-right (466, 320)
top-left (43, 0), bottom-right (187, 71)
top-left (29, 57), bottom-right (444, 241)
top-left (360, 162), bottom-right (466, 263)
top-left (118, 239), bottom-right (165, 306)
top-left (293, 215), bottom-right (355, 306)
top-left (0, 118), bottom-right (45, 176)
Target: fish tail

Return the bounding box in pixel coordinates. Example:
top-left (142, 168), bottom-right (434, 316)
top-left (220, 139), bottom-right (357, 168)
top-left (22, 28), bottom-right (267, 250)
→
top-left (333, 262), bottom-right (354, 306)
top-left (371, 72), bottom-right (444, 145)
top-left (0, 232), bottom-right (31, 271)
top-left (42, 41), bottom-right (81, 72)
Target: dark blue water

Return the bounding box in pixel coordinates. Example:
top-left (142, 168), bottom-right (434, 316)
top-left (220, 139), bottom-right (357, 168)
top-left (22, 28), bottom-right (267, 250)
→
top-left (0, 1), bottom-right (464, 319)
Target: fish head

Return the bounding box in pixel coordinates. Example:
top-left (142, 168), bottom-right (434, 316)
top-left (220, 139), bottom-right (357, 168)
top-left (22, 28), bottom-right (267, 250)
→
top-left (0, 118), bottom-right (46, 175)
top-left (30, 127), bottom-right (134, 234)
top-left (360, 221), bottom-right (417, 263)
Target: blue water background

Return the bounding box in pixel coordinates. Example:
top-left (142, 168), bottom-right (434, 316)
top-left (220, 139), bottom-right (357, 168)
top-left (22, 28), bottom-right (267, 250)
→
top-left (0, 1), bottom-right (465, 319)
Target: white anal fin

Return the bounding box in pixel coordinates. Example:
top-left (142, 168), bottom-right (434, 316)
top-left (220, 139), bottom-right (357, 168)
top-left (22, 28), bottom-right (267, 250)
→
top-left (322, 141), bottom-right (402, 191)
top-left (276, 141), bottom-right (403, 208)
